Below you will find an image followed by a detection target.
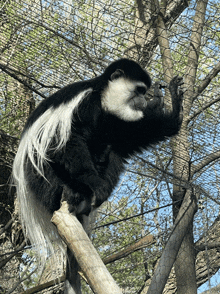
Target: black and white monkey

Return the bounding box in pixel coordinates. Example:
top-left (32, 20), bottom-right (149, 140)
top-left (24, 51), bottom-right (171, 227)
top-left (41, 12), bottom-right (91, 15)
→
top-left (12, 58), bottom-right (183, 293)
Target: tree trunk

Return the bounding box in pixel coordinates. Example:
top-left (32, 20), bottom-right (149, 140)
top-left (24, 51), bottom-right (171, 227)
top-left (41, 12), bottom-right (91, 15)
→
top-left (172, 127), bottom-right (196, 294)
top-left (172, 0), bottom-right (208, 292)
top-left (174, 212), bottom-right (197, 294)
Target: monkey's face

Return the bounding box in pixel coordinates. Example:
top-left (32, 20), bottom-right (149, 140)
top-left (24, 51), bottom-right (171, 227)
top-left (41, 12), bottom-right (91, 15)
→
top-left (127, 83), bottom-right (148, 111)
top-left (101, 74), bottom-right (150, 122)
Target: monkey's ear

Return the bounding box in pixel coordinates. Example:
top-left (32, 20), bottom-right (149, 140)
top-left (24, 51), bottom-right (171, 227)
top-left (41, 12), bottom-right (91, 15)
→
top-left (110, 69), bottom-right (124, 81)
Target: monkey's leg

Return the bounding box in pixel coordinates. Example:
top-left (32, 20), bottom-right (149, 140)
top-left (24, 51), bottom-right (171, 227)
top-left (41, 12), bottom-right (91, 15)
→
top-left (65, 247), bottom-right (82, 294)
top-left (64, 208), bottom-right (92, 294)
top-left (61, 188), bottom-right (82, 294)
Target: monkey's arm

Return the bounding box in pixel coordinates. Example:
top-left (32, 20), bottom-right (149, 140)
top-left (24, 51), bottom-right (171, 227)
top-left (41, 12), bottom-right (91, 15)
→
top-left (52, 135), bottom-right (114, 214)
top-left (142, 77), bottom-right (183, 140)
top-left (168, 76), bottom-right (184, 119)
top-left (93, 150), bottom-right (124, 207)
top-left (162, 76), bottom-right (184, 136)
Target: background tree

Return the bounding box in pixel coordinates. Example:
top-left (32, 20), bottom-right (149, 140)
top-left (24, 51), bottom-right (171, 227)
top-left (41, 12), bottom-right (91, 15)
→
top-left (0, 0), bottom-right (220, 293)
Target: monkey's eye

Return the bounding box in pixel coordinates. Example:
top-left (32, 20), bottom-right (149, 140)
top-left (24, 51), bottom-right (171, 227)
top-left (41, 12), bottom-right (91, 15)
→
top-left (110, 69), bottom-right (125, 81)
top-left (135, 86), bottom-right (147, 95)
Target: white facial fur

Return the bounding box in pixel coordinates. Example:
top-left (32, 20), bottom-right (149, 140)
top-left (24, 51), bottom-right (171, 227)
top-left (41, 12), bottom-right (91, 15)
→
top-left (101, 77), bottom-right (147, 121)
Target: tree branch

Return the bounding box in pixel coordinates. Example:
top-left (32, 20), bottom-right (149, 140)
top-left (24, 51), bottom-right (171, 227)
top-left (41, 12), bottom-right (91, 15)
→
top-left (20, 276), bottom-right (65, 294)
top-left (127, 0), bottom-right (189, 67)
top-left (15, 16), bottom-right (100, 67)
top-left (52, 201), bottom-right (122, 294)
top-left (0, 61), bottom-right (61, 90)
top-left (196, 60), bottom-right (220, 97)
top-left (0, 63), bottom-right (47, 99)
top-left (192, 150), bottom-right (220, 175)
top-left (153, 215), bottom-right (220, 293)
top-left (184, 0), bottom-right (208, 117)
top-left (103, 235), bottom-right (155, 265)
top-left (187, 95), bottom-right (220, 123)
top-left (186, 60), bottom-right (220, 123)
top-left (164, 0), bottom-right (189, 23)
top-left (0, 240), bottom-right (26, 269)
top-left (147, 190), bottom-right (198, 294)
top-left (195, 242), bottom-right (220, 253)
top-left (136, 0), bottom-right (146, 23)
top-left (154, 0), bottom-right (174, 83)
top-left (95, 202), bottom-right (178, 229)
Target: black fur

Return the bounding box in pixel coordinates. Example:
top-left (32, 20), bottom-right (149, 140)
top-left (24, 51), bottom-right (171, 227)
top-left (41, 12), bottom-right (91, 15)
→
top-left (22, 59), bottom-right (183, 217)
top-left (13, 59), bottom-right (183, 294)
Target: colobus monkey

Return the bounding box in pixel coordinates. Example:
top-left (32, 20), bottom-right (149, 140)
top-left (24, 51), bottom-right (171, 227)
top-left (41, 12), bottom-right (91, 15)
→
top-left (12, 59), bottom-right (183, 293)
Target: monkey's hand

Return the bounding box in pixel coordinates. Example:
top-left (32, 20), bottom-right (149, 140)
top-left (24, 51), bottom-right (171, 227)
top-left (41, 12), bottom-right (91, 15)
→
top-left (169, 76), bottom-right (184, 123)
top-left (146, 78), bottom-right (183, 117)
top-left (92, 181), bottom-right (112, 208)
top-left (142, 81), bottom-right (166, 119)
top-left (146, 81), bottom-right (164, 109)
top-left (142, 78), bottom-right (184, 138)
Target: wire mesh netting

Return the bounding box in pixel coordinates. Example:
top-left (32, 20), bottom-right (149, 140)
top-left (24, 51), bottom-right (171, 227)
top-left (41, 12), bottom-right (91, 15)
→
top-left (0, 0), bottom-right (220, 293)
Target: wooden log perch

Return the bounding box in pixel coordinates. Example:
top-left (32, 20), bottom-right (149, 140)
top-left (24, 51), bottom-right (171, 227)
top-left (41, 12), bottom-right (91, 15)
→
top-left (51, 201), bottom-right (122, 294)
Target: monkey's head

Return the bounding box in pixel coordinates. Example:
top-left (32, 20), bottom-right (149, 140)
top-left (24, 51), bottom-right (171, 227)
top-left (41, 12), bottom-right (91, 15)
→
top-left (101, 59), bottom-right (152, 122)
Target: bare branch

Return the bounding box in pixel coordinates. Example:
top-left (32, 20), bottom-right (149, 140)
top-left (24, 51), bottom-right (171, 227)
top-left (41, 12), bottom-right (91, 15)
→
top-left (187, 94), bottom-right (220, 123)
top-left (147, 190), bottom-right (197, 294)
top-left (154, 0), bottom-right (174, 82)
top-left (19, 276), bottom-right (65, 294)
top-left (52, 201), bottom-right (122, 294)
top-left (14, 16), bottom-right (101, 67)
top-left (192, 150), bottom-right (220, 175)
top-left (136, 0), bottom-right (146, 22)
top-left (154, 215), bottom-right (220, 292)
top-left (0, 63), bottom-right (47, 99)
top-left (0, 219), bottom-right (13, 235)
top-left (195, 242), bottom-right (220, 253)
top-left (186, 95), bottom-right (220, 123)
top-left (186, 60), bottom-right (220, 122)
top-left (103, 235), bottom-right (155, 265)
top-left (7, 259), bottom-right (37, 294)
top-left (0, 241), bottom-right (26, 269)
top-left (0, 61), bottom-right (61, 90)
top-left (165, 0), bottom-right (189, 23)
top-left (127, 0), bottom-right (189, 67)
top-left (184, 0), bottom-right (208, 114)
top-left (196, 60), bottom-right (220, 97)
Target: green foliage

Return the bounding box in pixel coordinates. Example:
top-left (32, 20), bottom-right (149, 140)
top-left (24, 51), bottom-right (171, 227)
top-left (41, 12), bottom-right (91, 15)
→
top-left (89, 198), bottom-right (147, 293)
top-left (0, 0), bottom-right (136, 137)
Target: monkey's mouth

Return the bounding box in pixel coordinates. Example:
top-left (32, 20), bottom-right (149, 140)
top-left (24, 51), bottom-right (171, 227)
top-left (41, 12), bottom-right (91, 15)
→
top-left (128, 95), bottom-right (148, 111)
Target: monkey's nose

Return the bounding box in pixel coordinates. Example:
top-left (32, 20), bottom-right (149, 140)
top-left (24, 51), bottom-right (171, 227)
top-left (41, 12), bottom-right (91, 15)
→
top-left (135, 86), bottom-right (147, 95)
